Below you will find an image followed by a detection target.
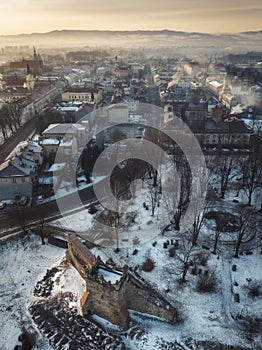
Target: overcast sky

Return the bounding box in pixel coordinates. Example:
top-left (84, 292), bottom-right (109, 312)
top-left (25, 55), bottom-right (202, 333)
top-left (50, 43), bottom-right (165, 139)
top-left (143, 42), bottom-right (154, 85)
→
top-left (0, 0), bottom-right (261, 35)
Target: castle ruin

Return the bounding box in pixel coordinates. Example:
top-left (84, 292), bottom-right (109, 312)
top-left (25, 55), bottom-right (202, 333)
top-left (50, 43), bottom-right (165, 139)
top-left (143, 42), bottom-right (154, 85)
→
top-left (67, 234), bottom-right (178, 330)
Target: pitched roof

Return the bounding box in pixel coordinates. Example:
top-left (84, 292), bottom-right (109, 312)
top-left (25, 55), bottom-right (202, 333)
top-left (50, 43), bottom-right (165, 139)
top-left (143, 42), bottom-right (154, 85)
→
top-left (42, 123), bottom-right (83, 136)
top-left (0, 161), bottom-right (28, 177)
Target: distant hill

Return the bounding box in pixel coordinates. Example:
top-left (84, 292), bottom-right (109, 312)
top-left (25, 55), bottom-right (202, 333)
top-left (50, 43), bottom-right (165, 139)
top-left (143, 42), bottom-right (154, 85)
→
top-left (1, 29), bottom-right (213, 38)
top-left (240, 30), bottom-right (262, 35)
top-left (0, 29), bottom-right (261, 54)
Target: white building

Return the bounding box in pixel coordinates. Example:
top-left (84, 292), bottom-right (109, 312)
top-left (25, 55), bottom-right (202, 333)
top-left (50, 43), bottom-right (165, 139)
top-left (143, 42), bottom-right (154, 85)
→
top-left (107, 104), bottom-right (129, 123)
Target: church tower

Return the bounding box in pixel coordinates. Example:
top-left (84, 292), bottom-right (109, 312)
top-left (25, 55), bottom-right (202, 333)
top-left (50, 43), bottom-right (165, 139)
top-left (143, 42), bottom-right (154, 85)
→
top-left (219, 73), bottom-right (231, 101)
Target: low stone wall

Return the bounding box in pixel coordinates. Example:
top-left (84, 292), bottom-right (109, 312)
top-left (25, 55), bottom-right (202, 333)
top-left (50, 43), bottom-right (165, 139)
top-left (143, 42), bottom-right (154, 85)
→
top-left (126, 274), bottom-right (176, 322)
top-left (48, 235), bottom-right (68, 249)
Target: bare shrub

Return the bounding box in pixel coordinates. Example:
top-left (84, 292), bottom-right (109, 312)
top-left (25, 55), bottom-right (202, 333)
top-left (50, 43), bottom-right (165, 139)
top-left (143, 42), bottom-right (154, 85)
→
top-left (169, 247), bottom-right (176, 257)
top-left (196, 271), bottom-right (217, 293)
top-left (88, 203), bottom-right (98, 215)
top-left (246, 281), bottom-right (261, 299)
top-left (195, 251), bottom-right (210, 266)
top-left (142, 258), bottom-right (155, 272)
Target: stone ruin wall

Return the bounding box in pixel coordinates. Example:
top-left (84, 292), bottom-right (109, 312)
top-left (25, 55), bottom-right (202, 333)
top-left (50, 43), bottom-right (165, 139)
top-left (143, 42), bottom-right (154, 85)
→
top-left (66, 235), bottom-right (177, 329)
top-left (67, 236), bottom-right (95, 280)
top-left (82, 273), bottom-right (129, 329)
top-left (126, 274), bottom-right (176, 322)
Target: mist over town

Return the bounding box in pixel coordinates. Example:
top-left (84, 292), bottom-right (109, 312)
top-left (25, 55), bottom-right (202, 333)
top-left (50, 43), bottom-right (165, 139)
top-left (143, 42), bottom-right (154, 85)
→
top-left (0, 2), bottom-right (261, 350)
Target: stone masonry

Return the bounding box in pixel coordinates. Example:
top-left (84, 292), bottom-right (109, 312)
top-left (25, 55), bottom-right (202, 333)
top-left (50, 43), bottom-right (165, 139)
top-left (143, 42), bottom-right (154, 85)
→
top-left (67, 234), bottom-right (177, 329)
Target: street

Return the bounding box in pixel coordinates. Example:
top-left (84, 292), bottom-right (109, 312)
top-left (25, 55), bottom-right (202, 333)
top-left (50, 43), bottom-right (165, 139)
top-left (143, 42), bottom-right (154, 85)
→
top-left (0, 117), bottom-right (36, 163)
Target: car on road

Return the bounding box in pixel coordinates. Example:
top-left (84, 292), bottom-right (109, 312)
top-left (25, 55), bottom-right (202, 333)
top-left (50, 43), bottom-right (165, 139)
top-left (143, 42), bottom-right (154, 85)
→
top-left (37, 195), bottom-right (44, 204)
top-left (19, 196), bottom-right (28, 206)
top-left (0, 201), bottom-right (6, 210)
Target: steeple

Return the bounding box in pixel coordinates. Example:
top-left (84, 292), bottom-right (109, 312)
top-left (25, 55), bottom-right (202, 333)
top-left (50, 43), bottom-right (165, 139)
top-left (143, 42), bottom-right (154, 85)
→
top-left (33, 46), bottom-right (38, 61)
top-left (26, 64), bottom-right (31, 75)
top-left (222, 73), bottom-right (231, 94)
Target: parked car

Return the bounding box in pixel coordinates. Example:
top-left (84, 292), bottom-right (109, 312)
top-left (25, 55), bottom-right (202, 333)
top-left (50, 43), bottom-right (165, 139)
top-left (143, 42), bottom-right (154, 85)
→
top-left (0, 201), bottom-right (6, 210)
top-left (19, 196), bottom-right (28, 206)
top-left (37, 195), bottom-right (44, 204)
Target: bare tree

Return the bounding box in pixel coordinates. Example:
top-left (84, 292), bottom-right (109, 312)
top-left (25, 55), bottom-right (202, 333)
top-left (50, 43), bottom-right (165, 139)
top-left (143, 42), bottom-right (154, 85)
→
top-left (0, 104), bottom-right (9, 140)
top-left (215, 153), bottom-right (235, 199)
top-left (174, 235), bottom-right (195, 283)
top-left (8, 101), bottom-right (23, 129)
top-left (110, 128), bottom-right (127, 142)
top-left (234, 207), bottom-right (256, 258)
top-left (145, 174), bottom-right (161, 217)
top-left (173, 164), bottom-right (191, 230)
top-left (105, 180), bottom-right (122, 252)
top-left (162, 161), bottom-right (191, 231)
top-left (15, 205), bottom-right (30, 235)
top-left (212, 222), bottom-right (224, 254)
top-left (239, 151), bottom-right (262, 206)
top-left (190, 200), bottom-right (210, 246)
top-left (37, 216), bottom-right (46, 245)
top-left (0, 102), bottom-right (23, 141)
top-left (123, 158), bottom-right (150, 200)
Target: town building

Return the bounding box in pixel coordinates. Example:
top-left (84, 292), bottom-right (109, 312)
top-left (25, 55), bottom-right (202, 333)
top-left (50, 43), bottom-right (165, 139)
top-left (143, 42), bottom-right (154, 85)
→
top-left (61, 87), bottom-right (99, 103)
top-left (40, 122), bottom-right (89, 162)
top-left (0, 140), bottom-right (43, 201)
top-left (107, 104), bottom-right (129, 123)
top-left (9, 47), bottom-right (43, 75)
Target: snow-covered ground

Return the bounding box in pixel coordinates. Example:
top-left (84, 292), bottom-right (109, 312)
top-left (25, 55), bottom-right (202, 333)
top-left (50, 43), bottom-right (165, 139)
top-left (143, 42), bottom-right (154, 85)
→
top-left (0, 215), bottom-right (261, 349)
top-left (0, 234), bottom-right (66, 349)
top-left (92, 235), bottom-right (261, 349)
top-left (82, 177), bottom-right (260, 349)
top-left (0, 162), bottom-right (261, 349)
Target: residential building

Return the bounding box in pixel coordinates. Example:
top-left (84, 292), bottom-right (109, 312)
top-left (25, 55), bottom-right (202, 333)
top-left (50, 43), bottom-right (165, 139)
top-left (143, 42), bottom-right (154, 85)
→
top-left (107, 104), bottom-right (129, 123)
top-left (61, 87), bottom-right (99, 103)
top-left (0, 140), bottom-right (42, 201)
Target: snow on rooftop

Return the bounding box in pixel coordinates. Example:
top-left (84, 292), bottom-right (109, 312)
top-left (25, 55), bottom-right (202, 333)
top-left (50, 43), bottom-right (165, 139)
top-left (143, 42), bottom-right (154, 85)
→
top-left (42, 138), bottom-right (60, 145)
top-left (60, 138), bottom-right (73, 146)
top-left (58, 106), bottom-right (78, 112)
top-left (48, 162), bottom-right (66, 172)
top-left (231, 104), bottom-right (245, 114)
top-left (209, 80), bottom-right (223, 88)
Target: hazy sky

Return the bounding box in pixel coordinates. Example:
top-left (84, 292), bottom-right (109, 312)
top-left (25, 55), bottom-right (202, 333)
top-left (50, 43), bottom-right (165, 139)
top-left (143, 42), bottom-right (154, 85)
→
top-left (0, 0), bottom-right (261, 35)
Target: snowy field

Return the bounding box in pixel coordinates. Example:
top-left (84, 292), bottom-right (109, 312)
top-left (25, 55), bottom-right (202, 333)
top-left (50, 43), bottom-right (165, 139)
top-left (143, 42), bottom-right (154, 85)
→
top-left (0, 162), bottom-right (261, 349)
top-left (0, 219), bottom-right (261, 349)
top-left (92, 235), bottom-right (262, 350)
top-left (0, 234), bottom-right (66, 349)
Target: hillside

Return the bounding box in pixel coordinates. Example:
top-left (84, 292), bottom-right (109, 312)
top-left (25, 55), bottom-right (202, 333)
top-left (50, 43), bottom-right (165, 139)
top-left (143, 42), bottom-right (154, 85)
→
top-left (0, 30), bottom-right (262, 53)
